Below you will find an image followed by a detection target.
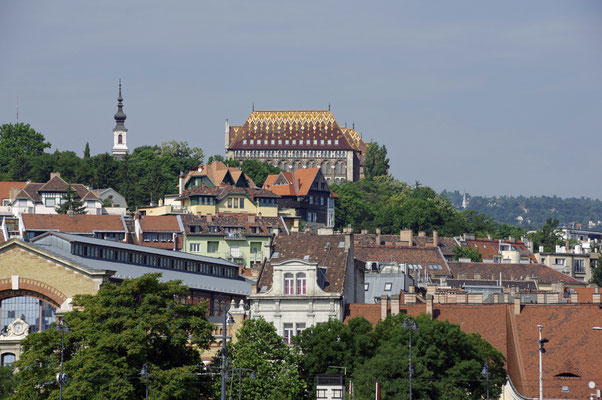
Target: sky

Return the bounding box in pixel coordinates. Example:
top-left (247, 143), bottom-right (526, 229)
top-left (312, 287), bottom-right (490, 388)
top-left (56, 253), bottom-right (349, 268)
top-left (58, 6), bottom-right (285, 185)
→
top-left (1, 1), bottom-right (601, 198)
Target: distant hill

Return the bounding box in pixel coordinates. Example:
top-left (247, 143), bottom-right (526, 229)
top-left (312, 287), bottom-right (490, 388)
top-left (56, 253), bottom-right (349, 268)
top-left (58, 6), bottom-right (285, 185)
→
top-left (441, 190), bottom-right (602, 231)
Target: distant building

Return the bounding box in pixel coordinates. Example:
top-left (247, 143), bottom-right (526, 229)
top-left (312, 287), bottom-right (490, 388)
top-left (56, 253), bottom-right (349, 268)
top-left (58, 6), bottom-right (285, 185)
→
top-left (263, 168), bottom-right (336, 228)
top-left (225, 110), bottom-right (367, 183)
top-left (111, 81), bottom-right (128, 159)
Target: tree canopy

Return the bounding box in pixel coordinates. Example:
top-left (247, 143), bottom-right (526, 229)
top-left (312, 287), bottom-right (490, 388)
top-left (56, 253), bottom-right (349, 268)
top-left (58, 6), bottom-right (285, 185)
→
top-left (363, 141), bottom-right (389, 180)
top-left (11, 274), bottom-right (213, 400)
top-left (55, 185), bottom-right (86, 214)
top-left (452, 245), bottom-right (484, 262)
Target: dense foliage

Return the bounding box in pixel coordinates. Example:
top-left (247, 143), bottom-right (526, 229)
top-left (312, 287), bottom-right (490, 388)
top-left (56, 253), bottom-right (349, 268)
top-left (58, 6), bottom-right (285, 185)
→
top-left (452, 245), bottom-right (484, 262)
top-left (55, 185), bottom-right (86, 214)
top-left (0, 123), bottom-right (204, 210)
top-left (216, 318), bottom-right (305, 400)
top-left (442, 190), bottom-right (602, 230)
top-left (363, 141), bottom-right (389, 179)
top-left (332, 177), bottom-right (526, 238)
top-left (11, 274), bottom-right (214, 400)
top-left (527, 218), bottom-right (563, 252)
top-left (295, 316), bottom-right (505, 400)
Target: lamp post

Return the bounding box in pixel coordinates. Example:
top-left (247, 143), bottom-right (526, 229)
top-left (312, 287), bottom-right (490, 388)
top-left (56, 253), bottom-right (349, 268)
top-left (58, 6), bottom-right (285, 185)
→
top-left (481, 364), bottom-right (490, 400)
top-left (538, 325), bottom-right (549, 400)
top-left (221, 311), bottom-right (235, 400)
top-left (55, 320), bottom-right (69, 400)
top-left (140, 363), bottom-right (149, 400)
top-left (402, 317), bottom-right (418, 400)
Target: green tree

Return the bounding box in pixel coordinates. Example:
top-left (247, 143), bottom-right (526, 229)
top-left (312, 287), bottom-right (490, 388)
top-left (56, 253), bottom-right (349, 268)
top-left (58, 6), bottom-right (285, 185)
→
top-left (240, 159), bottom-right (281, 187)
top-left (363, 141), bottom-right (389, 180)
top-left (353, 313), bottom-right (505, 400)
top-left (0, 366), bottom-right (16, 399)
top-left (83, 142), bottom-right (91, 159)
top-left (529, 218), bottom-right (562, 252)
top-left (0, 123), bottom-right (50, 176)
top-left (91, 153), bottom-right (119, 189)
top-left (55, 185), bottom-right (87, 214)
top-left (452, 245), bottom-right (483, 262)
top-left (12, 274), bottom-right (214, 400)
top-left (590, 259), bottom-right (602, 287)
top-left (218, 318), bottom-right (305, 400)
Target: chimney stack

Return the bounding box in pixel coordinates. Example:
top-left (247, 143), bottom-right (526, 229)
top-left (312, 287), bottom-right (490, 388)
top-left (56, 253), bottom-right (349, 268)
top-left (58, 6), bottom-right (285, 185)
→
top-left (432, 230), bottom-right (439, 247)
top-left (206, 214), bottom-right (212, 223)
top-left (390, 294), bottom-right (400, 315)
top-left (344, 227), bottom-right (354, 251)
top-left (514, 296), bottom-right (521, 315)
top-left (400, 229), bottom-right (413, 246)
top-left (178, 171), bottom-right (185, 195)
top-left (376, 228), bottom-right (381, 245)
top-left (380, 295), bottom-right (388, 320)
top-left (426, 294), bottom-right (433, 318)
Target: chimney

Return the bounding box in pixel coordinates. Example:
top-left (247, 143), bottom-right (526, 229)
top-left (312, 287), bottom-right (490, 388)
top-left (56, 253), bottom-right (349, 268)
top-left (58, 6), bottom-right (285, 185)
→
top-left (390, 294), bottom-right (400, 315)
top-left (380, 295), bottom-right (388, 320)
top-left (593, 287), bottom-right (600, 304)
top-left (361, 229), bottom-right (367, 235)
top-left (426, 294), bottom-right (433, 318)
top-left (178, 171), bottom-right (185, 195)
top-left (345, 227), bottom-right (354, 251)
top-left (248, 214), bottom-right (255, 224)
top-left (432, 230), bottom-right (439, 247)
top-left (50, 172), bottom-right (60, 179)
top-left (570, 291), bottom-right (578, 304)
top-left (376, 228), bottom-right (381, 245)
top-left (514, 296), bottom-right (521, 315)
top-left (207, 214), bottom-right (212, 223)
top-left (400, 229), bottom-right (413, 246)
top-left (418, 231), bottom-right (426, 237)
top-left (565, 239), bottom-right (570, 251)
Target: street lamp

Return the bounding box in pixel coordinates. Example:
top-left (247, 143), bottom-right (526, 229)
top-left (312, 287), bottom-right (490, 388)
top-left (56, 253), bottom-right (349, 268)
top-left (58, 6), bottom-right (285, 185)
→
top-left (140, 363), bottom-right (149, 400)
top-left (538, 325), bottom-right (549, 400)
top-left (402, 317), bottom-right (418, 400)
top-left (221, 311), bottom-right (235, 400)
top-left (481, 363), bottom-right (490, 400)
top-left (55, 320), bottom-right (69, 400)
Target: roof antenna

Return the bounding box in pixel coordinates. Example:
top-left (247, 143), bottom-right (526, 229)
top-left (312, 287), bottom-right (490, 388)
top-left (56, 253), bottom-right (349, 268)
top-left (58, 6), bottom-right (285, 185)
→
top-left (252, 103), bottom-right (255, 112)
top-left (352, 122), bottom-right (355, 130)
top-left (328, 102), bottom-right (331, 111)
top-left (16, 96), bottom-right (19, 122)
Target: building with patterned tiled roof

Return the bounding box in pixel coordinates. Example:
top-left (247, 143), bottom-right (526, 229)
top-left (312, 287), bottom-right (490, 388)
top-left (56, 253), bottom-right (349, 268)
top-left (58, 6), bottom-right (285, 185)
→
top-left (225, 110), bottom-right (367, 183)
top-left (250, 230), bottom-right (364, 343)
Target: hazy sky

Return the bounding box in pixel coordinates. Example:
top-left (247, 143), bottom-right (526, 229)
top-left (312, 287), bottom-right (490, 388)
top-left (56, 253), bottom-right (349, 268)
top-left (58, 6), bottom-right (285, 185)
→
top-left (1, 1), bottom-right (601, 198)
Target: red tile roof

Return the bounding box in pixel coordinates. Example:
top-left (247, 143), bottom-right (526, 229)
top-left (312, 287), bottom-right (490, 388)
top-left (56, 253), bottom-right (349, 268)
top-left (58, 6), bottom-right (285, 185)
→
top-left (354, 233), bottom-right (457, 256)
top-left (263, 168), bottom-right (322, 197)
top-left (0, 181), bottom-right (28, 201)
top-left (257, 232), bottom-right (351, 294)
top-left (138, 215), bottom-right (182, 232)
top-left (11, 175), bottom-right (98, 203)
top-left (21, 214), bottom-right (126, 234)
top-left (227, 110), bottom-right (365, 152)
top-left (345, 302), bottom-right (602, 400)
top-left (181, 213), bottom-right (286, 237)
top-left (177, 185), bottom-right (278, 202)
top-left (183, 161), bottom-right (256, 189)
top-left (462, 237), bottom-right (537, 262)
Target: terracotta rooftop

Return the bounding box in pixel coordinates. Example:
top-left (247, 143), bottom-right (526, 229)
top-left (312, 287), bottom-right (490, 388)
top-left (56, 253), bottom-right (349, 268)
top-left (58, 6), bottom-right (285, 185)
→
top-left (21, 214), bottom-right (126, 234)
top-left (0, 181), bottom-right (28, 201)
top-left (227, 110), bottom-right (366, 153)
top-left (355, 245), bottom-right (451, 277)
top-left (11, 173), bottom-right (98, 203)
top-left (462, 237), bottom-right (537, 262)
top-left (257, 232), bottom-right (352, 294)
top-left (183, 161), bottom-right (256, 189)
top-left (138, 215), bottom-right (183, 232)
top-left (448, 262), bottom-right (584, 285)
top-left (177, 185), bottom-right (278, 202)
top-left (354, 233), bottom-right (457, 256)
top-left (345, 302), bottom-right (602, 400)
top-left (263, 168), bottom-right (337, 198)
top-left (181, 213), bottom-right (287, 237)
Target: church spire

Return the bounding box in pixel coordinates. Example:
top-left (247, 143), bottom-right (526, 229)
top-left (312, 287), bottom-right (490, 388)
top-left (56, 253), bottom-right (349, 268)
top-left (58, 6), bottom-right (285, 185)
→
top-left (113, 80), bottom-right (127, 132)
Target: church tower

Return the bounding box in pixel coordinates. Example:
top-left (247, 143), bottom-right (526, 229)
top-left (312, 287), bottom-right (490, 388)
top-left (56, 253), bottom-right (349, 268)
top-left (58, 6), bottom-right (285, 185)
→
top-left (112, 81), bottom-right (128, 159)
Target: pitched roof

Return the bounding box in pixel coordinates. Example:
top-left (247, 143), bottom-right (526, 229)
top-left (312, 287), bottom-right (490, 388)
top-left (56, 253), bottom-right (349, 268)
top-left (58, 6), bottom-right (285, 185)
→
top-left (263, 168), bottom-right (323, 197)
top-left (354, 233), bottom-right (457, 256)
top-left (138, 215), bottom-right (183, 232)
top-left (461, 237), bottom-right (536, 262)
top-left (354, 245), bottom-right (451, 277)
top-left (448, 261), bottom-right (584, 285)
top-left (21, 214), bottom-right (127, 234)
top-left (11, 174), bottom-right (99, 203)
top-left (227, 110), bottom-right (366, 152)
top-left (183, 161), bottom-right (256, 188)
top-left (0, 181), bottom-right (28, 201)
top-left (177, 186), bottom-right (278, 201)
top-left (181, 213), bottom-right (287, 237)
top-left (257, 233), bottom-right (351, 294)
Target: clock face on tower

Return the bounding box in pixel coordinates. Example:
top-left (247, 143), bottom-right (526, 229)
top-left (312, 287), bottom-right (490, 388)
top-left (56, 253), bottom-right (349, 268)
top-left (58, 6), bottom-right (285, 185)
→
top-left (13, 322), bottom-right (24, 335)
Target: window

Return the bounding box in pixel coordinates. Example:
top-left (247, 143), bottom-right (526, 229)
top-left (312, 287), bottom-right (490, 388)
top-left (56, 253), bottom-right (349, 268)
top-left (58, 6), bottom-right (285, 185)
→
top-left (208, 242), bottom-right (219, 253)
top-left (1, 296), bottom-right (56, 334)
top-left (230, 245), bottom-right (240, 258)
top-left (296, 323), bottom-right (306, 336)
top-left (309, 196), bottom-right (314, 205)
top-left (243, 139), bottom-right (247, 145)
top-left (317, 389), bottom-right (327, 399)
top-left (296, 273), bottom-right (306, 295)
top-left (233, 198), bottom-right (239, 208)
top-left (284, 273), bottom-right (294, 295)
top-left (45, 197), bottom-right (56, 207)
top-left (332, 389), bottom-right (343, 399)
top-left (573, 259), bottom-right (585, 273)
top-left (428, 264), bottom-right (443, 270)
top-left (87, 200), bottom-right (96, 208)
top-left (334, 139), bottom-right (339, 145)
top-left (292, 140), bottom-right (296, 145)
top-left (264, 140), bottom-right (268, 145)
top-left (239, 198), bottom-right (244, 208)
top-left (271, 140), bottom-right (275, 145)
top-left (320, 196), bottom-right (324, 206)
top-left (364, 283), bottom-right (369, 291)
top-left (283, 323), bottom-right (294, 344)
top-left (227, 198), bottom-right (232, 208)
top-left (384, 282), bottom-right (392, 291)
top-left (540, 257), bottom-right (546, 263)
top-left (313, 140), bottom-right (317, 145)
top-left (189, 243), bottom-right (200, 252)
top-left (327, 139), bottom-right (331, 145)
top-left (250, 139), bottom-right (254, 145)
top-left (278, 139), bottom-right (282, 144)
top-left (299, 140), bottom-right (304, 145)
top-left (555, 258), bottom-right (565, 266)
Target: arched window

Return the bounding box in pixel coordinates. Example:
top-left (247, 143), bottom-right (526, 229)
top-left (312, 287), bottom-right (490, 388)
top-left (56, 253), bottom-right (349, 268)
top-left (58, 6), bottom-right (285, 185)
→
top-left (0, 296), bottom-right (56, 334)
top-left (296, 273), bottom-right (307, 295)
top-left (118, 134), bottom-right (123, 144)
top-left (1, 353), bottom-right (15, 366)
top-left (284, 273), bottom-right (294, 295)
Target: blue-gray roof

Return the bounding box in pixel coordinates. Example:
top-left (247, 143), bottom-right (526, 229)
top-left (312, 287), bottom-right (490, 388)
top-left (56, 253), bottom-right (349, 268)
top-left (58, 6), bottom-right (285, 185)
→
top-left (364, 272), bottom-right (410, 304)
top-left (31, 232), bottom-right (250, 296)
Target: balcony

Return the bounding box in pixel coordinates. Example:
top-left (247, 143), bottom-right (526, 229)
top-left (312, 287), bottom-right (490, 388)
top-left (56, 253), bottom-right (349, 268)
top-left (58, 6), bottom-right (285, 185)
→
top-left (224, 232), bottom-right (246, 240)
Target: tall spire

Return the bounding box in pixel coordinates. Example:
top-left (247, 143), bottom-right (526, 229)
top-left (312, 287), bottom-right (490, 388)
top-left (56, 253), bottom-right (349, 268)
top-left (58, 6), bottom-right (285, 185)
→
top-left (114, 80), bottom-right (127, 132)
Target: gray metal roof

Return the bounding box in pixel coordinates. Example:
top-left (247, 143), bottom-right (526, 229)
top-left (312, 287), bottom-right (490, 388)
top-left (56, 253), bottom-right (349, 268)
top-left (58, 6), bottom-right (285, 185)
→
top-left (31, 233), bottom-right (250, 296)
top-left (33, 231), bottom-right (237, 266)
top-left (364, 272), bottom-right (410, 304)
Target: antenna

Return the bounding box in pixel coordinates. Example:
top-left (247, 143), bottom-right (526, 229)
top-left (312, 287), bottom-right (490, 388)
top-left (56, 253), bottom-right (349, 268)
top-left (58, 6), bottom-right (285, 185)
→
top-left (16, 96), bottom-right (19, 121)
top-left (328, 102), bottom-right (331, 111)
top-left (252, 103), bottom-right (255, 112)
top-left (352, 122), bottom-right (355, 130)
